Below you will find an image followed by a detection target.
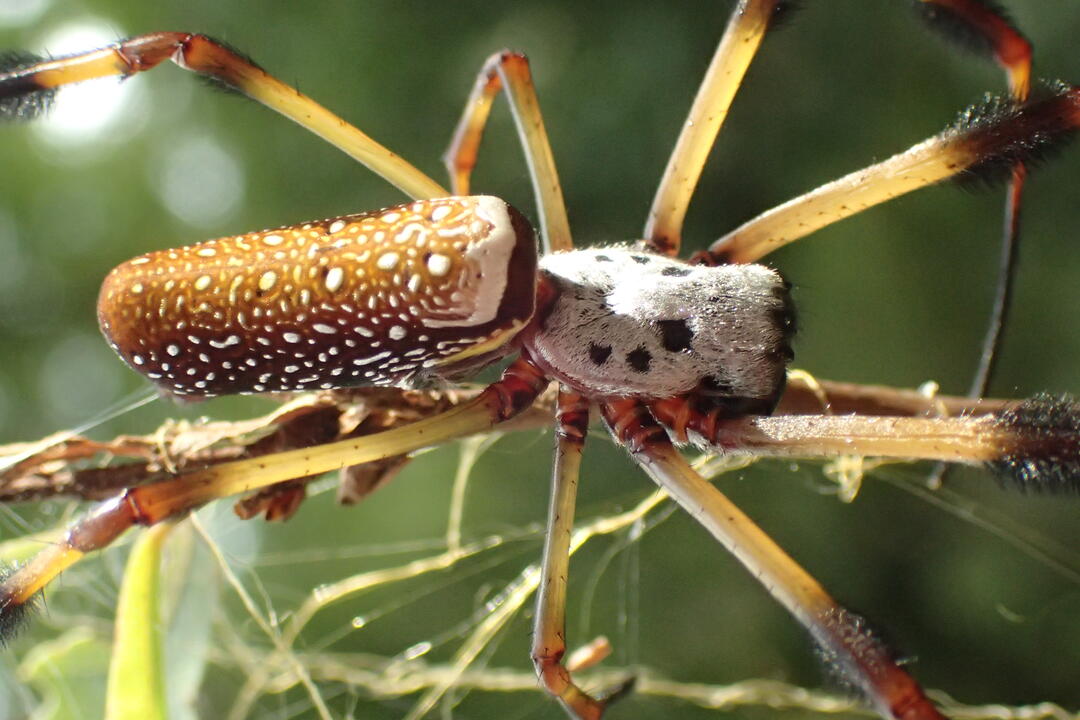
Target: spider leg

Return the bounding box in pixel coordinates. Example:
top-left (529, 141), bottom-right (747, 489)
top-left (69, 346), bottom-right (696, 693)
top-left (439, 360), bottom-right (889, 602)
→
top-left (698, 85), bottom-right (1080, 265)
top-left (912, 0), bottom-right (1033, 492)
top-left (775, 375), bottom-right (1011, 417)
top-left (643, 0), bottom-right (785, 256)
top-left (443, 51), bottom-right (573, 254)
top-left (600, 397), bottom-right (948, 720)
top-left (915, 0), bottom-right (1032, 399)
top-left (0, 33), bottom-right (447, 200)
top-left (648, 393), bottom-right (1080, 494)
top-left (916, 0), bottom-right (1031, 97)
top-left (0, 356), bottom-right (550, 638)
top-left (532, 390), bottom-right (633, 719)
top-left (0, 375), bottom-right (1017, 505)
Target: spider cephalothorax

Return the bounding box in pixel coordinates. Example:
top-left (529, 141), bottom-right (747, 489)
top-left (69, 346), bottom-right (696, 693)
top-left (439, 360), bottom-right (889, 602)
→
top-left (529, 246), bottom-right (794, 412)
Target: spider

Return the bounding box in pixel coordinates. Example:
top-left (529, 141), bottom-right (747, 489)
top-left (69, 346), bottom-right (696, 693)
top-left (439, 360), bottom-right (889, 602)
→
top-left (2, 1), bottom-right (1080, 720)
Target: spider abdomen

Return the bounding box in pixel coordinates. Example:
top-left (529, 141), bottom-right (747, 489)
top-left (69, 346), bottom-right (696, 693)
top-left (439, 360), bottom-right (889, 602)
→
top-left (97, 195), bottom-right (537, 397)
top-left (529, 248), bottom-right (794, 411)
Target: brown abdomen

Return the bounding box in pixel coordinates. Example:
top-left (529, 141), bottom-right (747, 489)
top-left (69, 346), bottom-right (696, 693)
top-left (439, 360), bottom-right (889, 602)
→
top-left (98, 195), bottom-right (537, 397)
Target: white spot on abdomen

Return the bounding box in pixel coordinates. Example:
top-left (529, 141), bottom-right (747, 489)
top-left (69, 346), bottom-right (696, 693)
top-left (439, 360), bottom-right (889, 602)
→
top-left (377, 252), bottom-right (400, 271)
top-left (324, 266), bottom-right (345, 292)
top-left (426, 253), bottom-right (451, 277)
top-left (258, 271), bottom-right (278, 292)
top-left (353, 351), bottom-right (391, 366)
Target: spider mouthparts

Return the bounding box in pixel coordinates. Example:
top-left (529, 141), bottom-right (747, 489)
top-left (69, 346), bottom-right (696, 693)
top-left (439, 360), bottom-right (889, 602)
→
top-left (991, 393), bottom-right (1080, 494)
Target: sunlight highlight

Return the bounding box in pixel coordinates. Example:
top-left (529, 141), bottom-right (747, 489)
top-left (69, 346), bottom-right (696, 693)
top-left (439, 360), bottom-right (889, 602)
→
top-left (0, 0), bottom-right (51, 28)
top-left (31, 21), bottom-right (144, 147)
top-left (152, 134), bottom-right (245, 229)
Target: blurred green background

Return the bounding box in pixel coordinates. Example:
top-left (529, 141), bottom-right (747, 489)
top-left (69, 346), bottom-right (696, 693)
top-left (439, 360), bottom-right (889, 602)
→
top-left (1, 1), bottom-right (1079, 719)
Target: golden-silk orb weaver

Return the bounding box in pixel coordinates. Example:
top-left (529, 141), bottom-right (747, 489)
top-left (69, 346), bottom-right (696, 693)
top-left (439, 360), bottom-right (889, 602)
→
top-left (1, 3), bottom-right (1079, 719)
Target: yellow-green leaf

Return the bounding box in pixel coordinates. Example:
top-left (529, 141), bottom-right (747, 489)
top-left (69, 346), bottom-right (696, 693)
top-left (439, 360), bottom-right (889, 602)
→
top-left (105, 521), bottom-right (175, 720)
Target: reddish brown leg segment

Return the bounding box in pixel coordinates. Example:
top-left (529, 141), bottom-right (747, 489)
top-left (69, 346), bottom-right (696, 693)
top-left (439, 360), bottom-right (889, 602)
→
top-left (916, 0), bottom-right (1032, 96)
top-left (0, 33), bottom-right (446, 199)
top-left (600, 397), bottom-right (946, 720)
top-left (0, 357), bottom-right (550, 630)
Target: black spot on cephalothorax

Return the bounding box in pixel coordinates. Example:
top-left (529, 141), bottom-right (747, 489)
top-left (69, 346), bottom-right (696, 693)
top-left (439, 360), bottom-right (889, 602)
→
top-left (630, 255), bottom-right (651, 264)
top-left (661, 266), bottom-right (691, 277)
top-left (657, 319), bottom-right (693, 352)
top-left (626, 346), bottom-right (652, 373)
top-left (594, 254), bottom-right (613, 262)
top-left (588, 342), bottom-right (612, 366)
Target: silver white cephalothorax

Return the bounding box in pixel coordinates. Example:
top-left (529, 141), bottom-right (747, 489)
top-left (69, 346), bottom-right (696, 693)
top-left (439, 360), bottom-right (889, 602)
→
top-left (529, 247), bottom-right (794, 411)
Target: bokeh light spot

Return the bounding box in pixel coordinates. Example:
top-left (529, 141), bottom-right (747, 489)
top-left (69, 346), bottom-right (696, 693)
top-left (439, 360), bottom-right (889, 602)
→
top-left (0, 0), bottom-right (51, 28)
top-left (153, 135), bottom-right (245, 229)
top-left (39, 331), bottom-right (123, 427)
